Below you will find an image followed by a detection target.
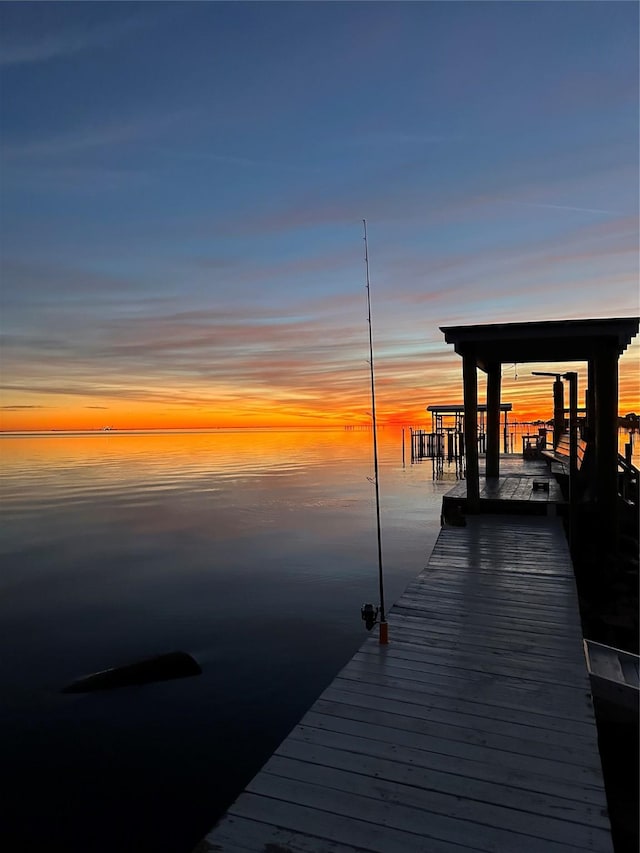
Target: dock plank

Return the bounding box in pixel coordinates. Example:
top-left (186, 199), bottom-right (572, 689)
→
top-left (386, 614), bottom-right (584, 657)
top-left (311, 695), bottom-right (598, 755)
top-left (245, 771), bottom-right (608, 853)
top-left (198, 514), bottom-right (613, 852)
top-left (316, 679), bottom-right (598, 739)
top-left (275, 732), bottom-right (607, 809)
top-left (355, 642), bottom-right (592, 687)
top-left (258, 756), bottom-right (611, 844)
top-left (299, 708), bottom-right (600, 772)
top-left (330, 671), bottom-right (597, 736)
top-left (263, 746), bottom-right (609, 828)
top-left (442, 466), bottom-right (564, 513)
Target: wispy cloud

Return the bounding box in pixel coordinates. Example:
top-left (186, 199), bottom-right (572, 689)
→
top-left (207, 146), bottom-right (636, 241)
top-left (1, 404), bottom-right (47, 410)
top-left (0, 259), bottom-right (143, 304)
top-left (0, 293), bottom-right (434, 419)
top-left (497, 199), bottom-right (620, 216)
top-left (345, 130), bottom-right (460, 148)
top-left (0, 9), bottom-right (154, 66)
top-left (149, 144), bottom-right (320, 175)
top-left (542, 70), bottom-right (638, 114)
top-left (1, 111), bottom-right (194, 161)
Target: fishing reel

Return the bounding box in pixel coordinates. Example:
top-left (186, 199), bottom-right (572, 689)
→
top-left (361, 603), bottom-right (379, 631)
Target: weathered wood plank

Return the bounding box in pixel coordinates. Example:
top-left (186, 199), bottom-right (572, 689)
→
top-left (340, 657), bottom-right (592, 715)
top-left (199, 514), bottom-right (613, 853)
top-left (390, 601), bottom-right (580, 637)
top-left (242, 774), bottom-right (607, 853)
top-left (335, 665), bottom-right (593, 722)
top-left (424, 556), bottom-right (570, 576)
top-left (300, 708), bottom-right (598, 770)
top-left (288, 722), bottom-right (603, 788)
top-left (312, 694), bottom-right (598, 752)
top-left (354, 642), bottom-right (591, 688)
top-left (398, 599), bottom-right (576, 623)
top-left (442, 462), bottom-right (564, 507)
top-left (387, 612), bottom-right (584, 656)
top-left (208, 813), bottom-right (375, 853)
top-left (274, 736), bottom-right (608, 811)
top-left (328, 674), bottom-right (596, 736)
top-left (227, 793), bottom-right (472, 853)
top-left (407, 570), bottom-right (574, 588)
top-left (401, 575), bottom-right (578, 600)
top-left (259, 754), bottom-right (611, 840)
top-left (393, 593), bottom-right (581, 628)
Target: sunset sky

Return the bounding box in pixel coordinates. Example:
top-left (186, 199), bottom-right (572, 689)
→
top-left (1, 1), bottom-right (638, 431)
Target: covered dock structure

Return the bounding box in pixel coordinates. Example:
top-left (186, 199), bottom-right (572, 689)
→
top-left (440, 316), bottom-right (639, 556)
top-left (427, 402), bottom-right (513, 455)
top-left (192, 318), bottom-right (638, 853)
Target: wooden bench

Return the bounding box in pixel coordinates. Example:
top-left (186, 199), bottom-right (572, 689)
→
top-left (541, 433), bottom-right (587, 476)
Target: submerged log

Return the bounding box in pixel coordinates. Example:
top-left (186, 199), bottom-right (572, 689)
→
top-left (61, 651), bottom-right (201, 693)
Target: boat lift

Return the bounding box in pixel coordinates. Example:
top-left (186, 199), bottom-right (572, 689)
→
top-left (411, 403), bottom-right (513, 479)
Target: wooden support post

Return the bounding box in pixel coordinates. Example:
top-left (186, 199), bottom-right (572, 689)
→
top-left (566, 372), bottom-right (578, 482)
top-left (486, 362), bottom-right (501, 478)
top-left (565, 371), bottom-right (578, 551)
top-left (553, 378), bottom-right (564, 448)
top-left (503, 408), bottom-right (509, 454)
top-left (462, 351), bottom-right (480, 512)
top-left (586, 359), bottom-right (596, 442)
top-left (594, 346), bottom-right (619, 560)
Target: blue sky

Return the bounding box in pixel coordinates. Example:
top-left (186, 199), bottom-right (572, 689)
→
top-left (1, 1), bottom-right (638, 428)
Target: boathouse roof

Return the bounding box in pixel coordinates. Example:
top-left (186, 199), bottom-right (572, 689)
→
top-left (440, 316), bottom-right (639, 372)
top-left (426, 403), bottom-right (512, 413)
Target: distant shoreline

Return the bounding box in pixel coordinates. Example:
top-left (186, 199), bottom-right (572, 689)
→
top-left (1, 420), bottom-right (637, 438)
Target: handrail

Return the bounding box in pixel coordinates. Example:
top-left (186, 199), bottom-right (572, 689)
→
top-left (617, 453), bottom-right (638, 477)
top-left (617, 453), bottom-right (638, 507)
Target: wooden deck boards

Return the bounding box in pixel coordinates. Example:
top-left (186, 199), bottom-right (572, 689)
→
top-left (442, 454), bottom-right (564, 508)
top-left (199, 515), bottom-right (612, 853)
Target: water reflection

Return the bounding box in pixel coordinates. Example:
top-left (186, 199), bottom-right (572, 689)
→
top-left (0, 428), bottom-right (447, 853)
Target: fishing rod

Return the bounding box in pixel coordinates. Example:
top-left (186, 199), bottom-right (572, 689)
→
top-left (361, 219), bottom-right (388, 645)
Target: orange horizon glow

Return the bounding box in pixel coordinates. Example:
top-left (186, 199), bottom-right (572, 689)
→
top-left (2, 347), bottom-right (638, 433)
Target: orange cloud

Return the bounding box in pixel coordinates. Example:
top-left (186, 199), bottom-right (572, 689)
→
top-left (2, 335), bottom-right (637, 432)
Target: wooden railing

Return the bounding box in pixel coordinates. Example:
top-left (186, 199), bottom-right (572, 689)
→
top-left (617, 453), bottom-right (639, 509)
top-left (540, 433), bottom-right (587, 476)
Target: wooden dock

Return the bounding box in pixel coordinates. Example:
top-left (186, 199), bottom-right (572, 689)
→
top-left (442, 455), bottom-right (564, 515)
top-left (198, 513), bottom-right (612, 852)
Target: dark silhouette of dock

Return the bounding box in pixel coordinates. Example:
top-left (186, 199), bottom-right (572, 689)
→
top-left (195, 316), bottom-right (638, 852)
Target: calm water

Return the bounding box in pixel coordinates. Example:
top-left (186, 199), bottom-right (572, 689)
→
top-left (2, 427), bottom-right (636, 852)
top-left (1, 428), bottom-right (449, 853)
